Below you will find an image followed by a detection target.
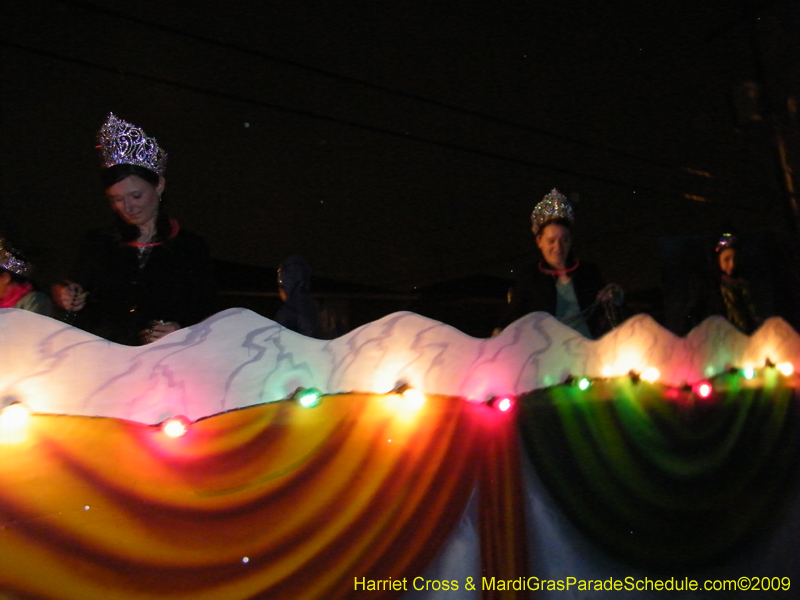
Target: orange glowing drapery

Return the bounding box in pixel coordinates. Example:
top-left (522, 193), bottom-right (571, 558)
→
top-left (0, 394), bottom-right (525, 600)
top-left (478, 407), bottom-right (530, 600)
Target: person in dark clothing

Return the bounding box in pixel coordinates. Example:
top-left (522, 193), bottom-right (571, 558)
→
top-left (684, 233), bottom-right (760, 334)
top-left (496, 189), bottom-right (620, 339)
top-left (53, 113), bottom-right (216, 345)
top-left (276, 256), bottom-right (321, 338)
top-left (317, 297), bottom-right (351, 340)
top-left (0, 242), bottom-right (53, 316)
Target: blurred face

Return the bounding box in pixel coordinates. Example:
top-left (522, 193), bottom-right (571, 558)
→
top-left (719, 248), bottom-right (736, 275)
top-left (277, 269), bottom-right (287, 301)
top-left (106, 175), bottom-right (165, 230)
top-left (0, 271), bottom-right (10, 300)
top-left (535, 223), bottom-right (572, 269)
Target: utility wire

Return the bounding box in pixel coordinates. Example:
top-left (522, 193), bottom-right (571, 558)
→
top-left (704, 0), bottom-right (785, 42)
top-left (55, 0), bottom-right (744, 184)
top-left (2, 38), bottom-right (696, 202)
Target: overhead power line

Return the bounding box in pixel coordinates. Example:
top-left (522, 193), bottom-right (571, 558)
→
top-left (2, 38), bottom-right (694, 201)
top-left (4, 0), bottom-right (775, 212)
top-left (54, 0), bottom-right (737, 182)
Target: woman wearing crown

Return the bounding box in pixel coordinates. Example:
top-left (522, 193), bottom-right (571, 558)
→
top-left (495, 189), bottom-right (617, 339)
top-left (0, 242), bottom-right (53, 316)
top-left (53, 114), bottom-right (216, 345)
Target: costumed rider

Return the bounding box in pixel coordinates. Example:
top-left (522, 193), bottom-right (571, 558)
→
top-left (53, 113), bottom-right (216, 345)
top-left (276, 256), bottom-right (322, 338)
top-left (0, 241), bottom-right (53, 316)
top-left (495, 188), bottom-right (623, 339)
top-left (691, 233), bottom-right (760, 334)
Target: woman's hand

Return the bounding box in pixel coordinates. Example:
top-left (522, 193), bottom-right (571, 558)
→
top-left (141, 320), bottom-right (181, 344)
top-left (54, 282), bottom-right (88, 312)
top-left (596, 283), bottom-right (624, 306)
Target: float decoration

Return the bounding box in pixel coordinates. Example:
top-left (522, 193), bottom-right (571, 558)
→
top-left (519, 370), bottom-right (800, 569)
top-left (0, 394), bottom-right (502, 600)
top-left (1, 308), bottom-right (798, 422)
top-left (0, 307), bottom-right (798, 599)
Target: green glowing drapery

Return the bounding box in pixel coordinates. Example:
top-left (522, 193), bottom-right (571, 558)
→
top-left (518, 374), bottom-right (800, 569)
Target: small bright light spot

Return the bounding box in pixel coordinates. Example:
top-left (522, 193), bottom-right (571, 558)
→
top-left (0, 403), bottom-right (31, 444)
top-left (578, 378), bottom-right (591, 391)
top-left (162, 416), bottom-right (190, 438)
top-left (487, 395), bottom-right (514, 411)
top-left (601, 365), bottom-right (615, 378)
top-left (244, 122), bottom-right (250, 128)
top-left (694, 382), bottom-right (713, 399)
top-left (1, 403), bottom-right (30, 429)
top-left (777, 362), bottom-right (794, 376)
top-left (388, 439), bottom-right (392, 443)
top-left (704, 365), bottom-right (716, 377)
top-left (742, 366), bottom-right (755, 380)
top-left (84, 505), bottom-right (90, 511)
top-left (297, 388), bottom-right (322, 408)
top-left (242, 557), bottom-right (249, 564)
top-left (641, 367), bottom-right (660, 383)
top-left (402, 388), bottom-right (426, 410)
top-left (497, 397), bottom-right (513, 412)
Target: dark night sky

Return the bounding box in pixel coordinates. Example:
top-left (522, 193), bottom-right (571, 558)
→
top-left (2, 0), bottom-right (798, 294)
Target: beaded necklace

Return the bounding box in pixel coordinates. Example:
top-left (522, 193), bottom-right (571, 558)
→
top-left (538, 260), bottom-right (580, 277)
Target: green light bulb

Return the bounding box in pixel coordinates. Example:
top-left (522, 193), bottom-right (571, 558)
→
top-left (298, 388), bottom-right (322, 408)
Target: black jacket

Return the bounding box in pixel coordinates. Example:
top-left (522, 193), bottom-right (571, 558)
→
top-left (276, 256), bottom-right (321, 338)
top-left (497, 260), bottom-right (607, 338)
top-left (681, 272), bottom-right (759, 335)
top-left (69, 226), bottom-right (216, 345)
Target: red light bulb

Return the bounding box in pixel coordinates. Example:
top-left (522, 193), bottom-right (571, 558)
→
top-left (694, 382), bottom-right (713, 399)
top-left (497, 396), bottom-right (513, 412)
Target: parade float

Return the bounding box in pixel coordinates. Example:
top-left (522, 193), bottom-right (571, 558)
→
top-left (0, 308), bottom-right (797, 599)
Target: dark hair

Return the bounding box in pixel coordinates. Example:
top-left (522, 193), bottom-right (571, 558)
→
top-left (102, 164), bottom-right (173, 243)
top-left (535, 217), bottom-right (573, 238)
top-left (101, 163), bottom-right (160, 189)
top-left (278, 256), bottom-right (312, 297)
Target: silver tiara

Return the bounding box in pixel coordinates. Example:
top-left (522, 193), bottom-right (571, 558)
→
top-left (96, 113), bottom-right (167, 175)
top-left (716, 232), bottom-right (736, 252)
top-left (0, 240), bottom-right (33, 277)
top-left (531, 188), bottom-right (574, 234)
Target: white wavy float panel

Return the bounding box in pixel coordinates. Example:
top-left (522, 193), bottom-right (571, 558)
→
top-left (1, 308), bottom-right (798, 424)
